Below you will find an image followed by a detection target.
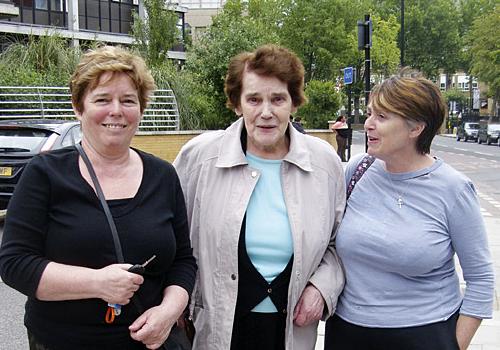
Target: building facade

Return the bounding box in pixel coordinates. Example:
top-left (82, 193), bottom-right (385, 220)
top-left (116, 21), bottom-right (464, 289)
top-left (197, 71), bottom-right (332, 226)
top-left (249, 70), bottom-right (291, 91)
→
top-left (0, 0), bottom-right (187, 59)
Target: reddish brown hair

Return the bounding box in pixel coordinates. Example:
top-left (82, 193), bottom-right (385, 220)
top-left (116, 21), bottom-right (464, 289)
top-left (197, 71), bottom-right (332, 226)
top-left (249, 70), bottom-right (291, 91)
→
top-left (224, 45), bottom-right (306, 111)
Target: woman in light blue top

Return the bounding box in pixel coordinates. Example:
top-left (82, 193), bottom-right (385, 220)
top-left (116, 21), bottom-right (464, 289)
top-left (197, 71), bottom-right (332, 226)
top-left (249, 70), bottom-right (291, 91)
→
top-left (324, 74), bottom-right (494, 350)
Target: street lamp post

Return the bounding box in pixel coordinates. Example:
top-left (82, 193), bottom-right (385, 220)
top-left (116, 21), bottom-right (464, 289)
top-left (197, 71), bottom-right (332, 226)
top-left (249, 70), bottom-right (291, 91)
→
top-left (401, 0), bottom-right (405, 67)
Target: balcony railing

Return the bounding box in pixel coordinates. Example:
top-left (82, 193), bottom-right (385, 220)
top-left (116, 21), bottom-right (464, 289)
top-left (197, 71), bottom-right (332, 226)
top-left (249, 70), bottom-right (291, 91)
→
top-left (0, 86), bottom-right (180, 132)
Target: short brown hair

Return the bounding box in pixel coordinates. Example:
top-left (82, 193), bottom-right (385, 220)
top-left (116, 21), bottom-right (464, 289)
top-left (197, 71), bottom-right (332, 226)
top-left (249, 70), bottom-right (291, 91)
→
top-left (70, 46), bottom-right (155, 114)
top-left (370, 75), bottom-right (446, 154)
top-left (224, 44), bottom-right (306, 111)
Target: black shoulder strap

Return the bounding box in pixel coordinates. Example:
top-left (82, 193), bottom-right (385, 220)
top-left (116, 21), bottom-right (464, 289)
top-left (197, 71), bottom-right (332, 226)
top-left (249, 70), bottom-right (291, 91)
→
top-left (346, 155), bottom-right (375, 201)
top-left (75, 143), bottom-right (124, 263)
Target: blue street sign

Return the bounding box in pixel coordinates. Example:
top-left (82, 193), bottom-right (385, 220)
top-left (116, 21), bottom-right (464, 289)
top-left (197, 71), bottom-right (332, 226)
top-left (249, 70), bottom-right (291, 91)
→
top-left (344, 67), bottom-right (354, 85)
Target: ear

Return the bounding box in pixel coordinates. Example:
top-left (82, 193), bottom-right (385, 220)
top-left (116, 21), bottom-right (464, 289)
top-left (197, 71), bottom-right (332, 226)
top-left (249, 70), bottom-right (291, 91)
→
top-left (291, 105), bottom-right (298, 114)
top-left (72, 103), bottom-right (82, 121)
top-left (409, 122), bottom-right (425, 139)
top-left (235, 106), bottom-right (242, 117)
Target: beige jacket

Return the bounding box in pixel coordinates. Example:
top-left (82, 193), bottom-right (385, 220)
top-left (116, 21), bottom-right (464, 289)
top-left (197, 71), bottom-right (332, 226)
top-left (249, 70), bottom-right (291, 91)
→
top-left (173, 118), bottom-right (345, 350)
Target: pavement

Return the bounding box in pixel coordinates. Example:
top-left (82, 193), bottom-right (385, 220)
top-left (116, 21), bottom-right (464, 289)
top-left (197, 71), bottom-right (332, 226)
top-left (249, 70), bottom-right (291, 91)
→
top-left (314, 133), bottom-right (500, 350)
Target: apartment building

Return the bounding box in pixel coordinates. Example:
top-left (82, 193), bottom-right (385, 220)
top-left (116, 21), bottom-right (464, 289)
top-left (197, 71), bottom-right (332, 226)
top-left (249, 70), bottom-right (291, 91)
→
top-left (0, 0), bottom-right (188, 59)
top-left (176, 0), bottom-right (224, 41)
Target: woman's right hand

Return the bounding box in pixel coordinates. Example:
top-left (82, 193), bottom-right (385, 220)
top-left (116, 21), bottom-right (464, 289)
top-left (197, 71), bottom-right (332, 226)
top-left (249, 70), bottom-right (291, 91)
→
top-left (95, 264), bottom-right (144, 305)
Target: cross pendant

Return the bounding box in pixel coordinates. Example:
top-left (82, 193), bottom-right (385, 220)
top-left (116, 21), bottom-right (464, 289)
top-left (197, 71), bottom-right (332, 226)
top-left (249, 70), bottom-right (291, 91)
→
top-left (397, 196), bottom-right (403, 208)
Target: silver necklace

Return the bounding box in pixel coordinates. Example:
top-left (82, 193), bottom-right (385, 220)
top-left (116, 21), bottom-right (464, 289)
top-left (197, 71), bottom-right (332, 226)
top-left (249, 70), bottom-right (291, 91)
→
top-left (386, 173), bottom-right (410, 209)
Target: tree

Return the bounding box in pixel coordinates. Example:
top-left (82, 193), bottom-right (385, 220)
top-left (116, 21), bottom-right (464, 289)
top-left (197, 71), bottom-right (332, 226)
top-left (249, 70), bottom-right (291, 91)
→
top-left (131, 0), bottom-right (179, 67)
top-left (403, 0), bottom-right (461, 79)
top-left (466, 5), bottom-right (500, 116)
top-left (298, 80), bottom-right (342, 129)
top-left (185, 0), bottom-right (280, 129)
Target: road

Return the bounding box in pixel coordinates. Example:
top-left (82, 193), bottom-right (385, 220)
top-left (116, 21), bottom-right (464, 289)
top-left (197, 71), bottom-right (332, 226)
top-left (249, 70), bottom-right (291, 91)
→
top-left (1, 132), bottom-right (499, 349)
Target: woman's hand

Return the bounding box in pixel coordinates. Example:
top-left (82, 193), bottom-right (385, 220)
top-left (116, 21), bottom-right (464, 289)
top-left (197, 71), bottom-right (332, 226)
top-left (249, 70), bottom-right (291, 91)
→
top-left (129, 285), bottom-right (189, 349)
top-left (129, 303), bottom-right (177, 349)
top-left (456, 314), bottom-right (481, 350)
top-left (293, 284), bottom-right (325, 327)
top-left (96, 264), bottom-right (144, 305)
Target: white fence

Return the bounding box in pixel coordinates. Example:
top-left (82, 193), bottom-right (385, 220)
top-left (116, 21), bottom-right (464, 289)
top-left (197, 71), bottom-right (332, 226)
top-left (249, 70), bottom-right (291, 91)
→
top-left (0, 86), bottom-right (180, 132)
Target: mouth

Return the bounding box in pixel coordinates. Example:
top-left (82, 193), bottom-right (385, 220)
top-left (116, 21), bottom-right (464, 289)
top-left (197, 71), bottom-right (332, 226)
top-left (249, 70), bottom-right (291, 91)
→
top-left (102, 123), bottom-right (127, 129)
top-left (257, 125), bottom-right (276, 130)
top-left (367, 135), bottom-right (379, 143)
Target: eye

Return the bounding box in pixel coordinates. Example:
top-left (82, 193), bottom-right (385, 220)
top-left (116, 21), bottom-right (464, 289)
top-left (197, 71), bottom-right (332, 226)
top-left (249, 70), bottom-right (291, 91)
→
top-left (94, 98), bottom-right (109, 104)
top-left (247, 97), bottom-right (259, 104)
top-left (123, 99), bottom-right (138, 105)
top-left (273, 96), bottom-right (286, 103)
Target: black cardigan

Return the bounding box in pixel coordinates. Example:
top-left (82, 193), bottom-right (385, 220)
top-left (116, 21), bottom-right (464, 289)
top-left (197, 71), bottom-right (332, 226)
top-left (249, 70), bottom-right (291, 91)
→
top-left (0, 147), bottom-right (196, 349)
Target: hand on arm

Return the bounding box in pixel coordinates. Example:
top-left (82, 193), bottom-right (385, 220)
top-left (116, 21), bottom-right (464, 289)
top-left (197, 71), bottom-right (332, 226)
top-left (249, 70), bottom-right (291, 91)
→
top-left (129, 285), bottom-right (189, 349)
top-left (36, 262), bottom-right (143, 305)
top-left (293, 284), bottom-right (325, 327)
top-left (456, 314), bottom-right (481, 350)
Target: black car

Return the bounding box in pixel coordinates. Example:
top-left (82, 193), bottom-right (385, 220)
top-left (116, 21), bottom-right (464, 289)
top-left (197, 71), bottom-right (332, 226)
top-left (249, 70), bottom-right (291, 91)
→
top-left (0, 119), bottom-right (81, 209)
top-left (477, 124), bottom-right (500, 145)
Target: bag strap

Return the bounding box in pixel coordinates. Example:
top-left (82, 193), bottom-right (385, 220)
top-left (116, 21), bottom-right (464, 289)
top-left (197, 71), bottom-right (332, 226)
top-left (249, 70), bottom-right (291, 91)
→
top-left (76, 143), bottom-right (124, 263)
top-left (346, 154), bottom-right (375, 200)
top-left (76, 144), bottom-right (176, 350)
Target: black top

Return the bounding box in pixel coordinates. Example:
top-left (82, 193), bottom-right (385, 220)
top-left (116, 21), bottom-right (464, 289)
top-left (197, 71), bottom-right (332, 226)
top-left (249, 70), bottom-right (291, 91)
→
top-left (0, 146), bottom-right (196, 349)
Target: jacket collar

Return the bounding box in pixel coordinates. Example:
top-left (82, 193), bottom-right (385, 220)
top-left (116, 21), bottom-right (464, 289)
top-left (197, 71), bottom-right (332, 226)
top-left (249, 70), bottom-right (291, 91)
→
top-left (216, 117), bottom-right (313, 172)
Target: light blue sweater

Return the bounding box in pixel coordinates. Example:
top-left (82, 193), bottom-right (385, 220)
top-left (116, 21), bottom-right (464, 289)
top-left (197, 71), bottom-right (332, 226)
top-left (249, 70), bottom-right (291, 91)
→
top-left (245, 152), bottom-right (293, 312)
top-left (336, 153), bottom-right (494, 327)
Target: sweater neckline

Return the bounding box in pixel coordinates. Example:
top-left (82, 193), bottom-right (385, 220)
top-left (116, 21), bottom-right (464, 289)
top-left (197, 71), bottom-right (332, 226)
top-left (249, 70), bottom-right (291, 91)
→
top-left (74, 147), bottom-right (146, 218)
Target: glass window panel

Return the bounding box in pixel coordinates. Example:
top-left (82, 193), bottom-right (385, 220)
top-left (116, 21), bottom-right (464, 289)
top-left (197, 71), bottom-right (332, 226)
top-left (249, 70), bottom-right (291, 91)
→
top-left (35, 0), bottom-right (47, 9)
top-left (50, 11), bottom-right (64, 26)
top-left (34, 9), bottom-right (49, 24)
top-left (87, 16), bottom-right (100, 30)
top-left (111, 19), bottom-right (120, 32)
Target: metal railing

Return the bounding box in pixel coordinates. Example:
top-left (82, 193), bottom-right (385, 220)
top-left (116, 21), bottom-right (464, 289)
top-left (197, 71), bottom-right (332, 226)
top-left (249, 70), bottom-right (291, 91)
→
top-left (0, 86), bottom-right (180, 132)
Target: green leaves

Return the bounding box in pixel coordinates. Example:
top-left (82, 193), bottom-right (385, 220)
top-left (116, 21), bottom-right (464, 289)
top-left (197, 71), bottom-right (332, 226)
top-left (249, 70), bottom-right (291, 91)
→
top-left (298, 80), bottom-right (342, 129)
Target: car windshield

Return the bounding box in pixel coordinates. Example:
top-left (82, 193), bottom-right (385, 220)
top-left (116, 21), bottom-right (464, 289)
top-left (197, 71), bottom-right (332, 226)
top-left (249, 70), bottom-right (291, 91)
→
top-left (466, 123), bottom-right (480, 129)
top-left (0, 128), bottom-right (52, 152)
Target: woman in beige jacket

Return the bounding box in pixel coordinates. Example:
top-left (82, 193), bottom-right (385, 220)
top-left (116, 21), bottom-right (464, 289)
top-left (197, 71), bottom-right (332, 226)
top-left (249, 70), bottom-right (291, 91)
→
top-left (174, 45), bottom-right (345, 350)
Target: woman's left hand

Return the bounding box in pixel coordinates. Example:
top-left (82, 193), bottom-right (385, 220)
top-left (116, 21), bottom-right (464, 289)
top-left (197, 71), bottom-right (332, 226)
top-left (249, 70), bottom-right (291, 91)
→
top-left (129, 304), bottom-right (176, 349)
top-left (129, 285), bottom-right (189, 349)
top-left (293, 284), bottom-right (325, 327)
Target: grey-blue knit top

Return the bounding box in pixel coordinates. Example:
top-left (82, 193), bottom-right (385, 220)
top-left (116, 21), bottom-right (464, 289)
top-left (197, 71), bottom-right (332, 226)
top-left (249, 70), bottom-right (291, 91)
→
top-left (335, 153), bottom-right (494, 327)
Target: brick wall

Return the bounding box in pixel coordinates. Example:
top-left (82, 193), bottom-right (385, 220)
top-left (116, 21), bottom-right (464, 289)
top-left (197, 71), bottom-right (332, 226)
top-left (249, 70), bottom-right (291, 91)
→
top-left (131, 130), bottom-right (337, 163)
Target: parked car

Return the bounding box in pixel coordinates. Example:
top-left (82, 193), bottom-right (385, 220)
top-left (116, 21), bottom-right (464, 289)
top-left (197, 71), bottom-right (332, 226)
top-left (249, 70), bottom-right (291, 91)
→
top-left (0, 119), bottom-right (81, 209)
top-left (477, 124), bottom-right (500, 145)
top-left (456, 122), bottom-right (480, 142)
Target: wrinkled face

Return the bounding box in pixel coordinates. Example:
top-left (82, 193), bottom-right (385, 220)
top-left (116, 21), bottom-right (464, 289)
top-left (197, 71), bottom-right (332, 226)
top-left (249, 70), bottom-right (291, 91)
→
top-left (364, 103), bottom-right (421, 162)
top-left (236, 70), bottom-right (296, 159)
top-left (75, 72), bottom-right (142, 154)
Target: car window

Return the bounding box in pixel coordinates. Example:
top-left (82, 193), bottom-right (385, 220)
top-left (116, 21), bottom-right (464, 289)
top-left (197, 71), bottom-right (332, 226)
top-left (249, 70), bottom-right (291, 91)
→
top-left (466, 123), bottom-right (480, 129)
top-left (488, 125), bottom-right (500, 131)
top-left (0, 128), bottom-right (52, 152)
top-left (61, 125), bottom-right (82, 147)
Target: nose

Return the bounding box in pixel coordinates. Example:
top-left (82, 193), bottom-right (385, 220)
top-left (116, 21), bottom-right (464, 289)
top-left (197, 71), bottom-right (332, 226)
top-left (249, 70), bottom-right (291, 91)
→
top-left (260, 101), bottom-right (273, 118)
top-left (109, 99), bottom-right (121, 116)
top-left (364, 114), bottom-right (374, 131)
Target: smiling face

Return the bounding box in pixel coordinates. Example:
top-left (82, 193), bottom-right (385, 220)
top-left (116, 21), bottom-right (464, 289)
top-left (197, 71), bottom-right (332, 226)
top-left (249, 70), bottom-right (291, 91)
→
top-left (364, 104), bottom-right (424, 164)
top-left (75, 72), bottom-right (142, 155)
top-left (236, 70), bottom-right (296, 159)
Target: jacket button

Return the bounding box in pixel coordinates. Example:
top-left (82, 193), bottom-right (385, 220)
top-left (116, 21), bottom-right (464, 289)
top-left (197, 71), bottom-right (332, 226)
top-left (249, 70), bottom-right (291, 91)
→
top-left (231, 274), bottom-right (237, 280)
top-left (282, 309), bottom-right (287, 314)
top-left (251, 171), bottom-right (258, 178)
top-left (267, 288), bottom-right (272, 294)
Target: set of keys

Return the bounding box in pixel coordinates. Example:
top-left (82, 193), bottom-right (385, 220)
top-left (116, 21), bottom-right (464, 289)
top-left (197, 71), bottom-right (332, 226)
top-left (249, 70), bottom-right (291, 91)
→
top-left (105, 255), bottom-right (156, 324)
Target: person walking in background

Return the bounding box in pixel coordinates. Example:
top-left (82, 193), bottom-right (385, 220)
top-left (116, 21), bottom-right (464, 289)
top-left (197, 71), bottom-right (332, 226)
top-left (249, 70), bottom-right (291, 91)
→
top-left (331, 116), bottom-right (348, 161)
top-left (324, 74), bottom-right (494, 350)
top-left (0, 46), bottom-right (196, 350)
top-left (174, 44), bottom-right (345, 350)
